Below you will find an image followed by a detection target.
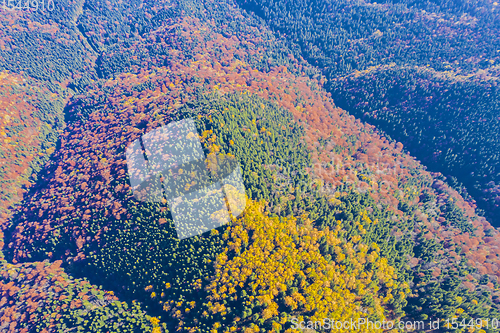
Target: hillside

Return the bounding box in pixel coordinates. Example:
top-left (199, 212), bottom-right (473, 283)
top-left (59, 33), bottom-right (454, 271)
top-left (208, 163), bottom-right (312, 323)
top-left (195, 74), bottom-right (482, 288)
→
top-left (236, 0), bottom-right (500, 227)
top-left (1, 0), bottom-right (500, 332)
top-left (0, 72), bottom-right (65, 224)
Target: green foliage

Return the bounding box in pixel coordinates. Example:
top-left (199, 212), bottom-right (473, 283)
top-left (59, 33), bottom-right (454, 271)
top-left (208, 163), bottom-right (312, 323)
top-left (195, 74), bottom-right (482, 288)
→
top-left (0, 261), bottom-right (164, 333)
top-left (236, 0), bottom-right (500, 227)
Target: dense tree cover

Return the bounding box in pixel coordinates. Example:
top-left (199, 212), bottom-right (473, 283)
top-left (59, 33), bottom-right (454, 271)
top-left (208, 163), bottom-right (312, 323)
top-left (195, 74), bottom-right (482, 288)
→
top-left (237, 0), bottom-right (500, 76)
top-left (236, 0), bottom-right (500, 228)
top-left (0, 71), bottom-right (64, 225)
top-left (196, 201), bottom-right (399, 332)
top-left (0, 8), bottom-right (97, 83)
top-left (331, 65), bottom-right (500, 226)
top-left (6, 86), bottom-right (349, 330)
top-left (0, 260), bottom-right (165, 333)
top-left (2, 0), bottom-right (500, 331)
top-left (0, 227), bottom-right (165, 332)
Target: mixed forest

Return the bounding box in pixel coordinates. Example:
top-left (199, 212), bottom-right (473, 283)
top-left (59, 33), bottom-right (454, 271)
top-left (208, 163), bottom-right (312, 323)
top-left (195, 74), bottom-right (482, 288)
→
top-left (0, 0), bottom-right (499, 332)
top-left (237, 0), bottom-right (500, 227)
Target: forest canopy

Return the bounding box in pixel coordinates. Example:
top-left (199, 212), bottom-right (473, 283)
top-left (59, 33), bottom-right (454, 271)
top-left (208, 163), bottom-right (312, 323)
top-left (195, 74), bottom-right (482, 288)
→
top-left (1, 0), bottom-right (500, 332)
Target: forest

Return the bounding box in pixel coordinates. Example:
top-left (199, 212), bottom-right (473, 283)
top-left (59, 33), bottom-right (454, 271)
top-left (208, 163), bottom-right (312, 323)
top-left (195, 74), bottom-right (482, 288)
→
top-left (236, 0), bottom-right (500, 227)
top-left (0, 0), bottom-right (499, 332)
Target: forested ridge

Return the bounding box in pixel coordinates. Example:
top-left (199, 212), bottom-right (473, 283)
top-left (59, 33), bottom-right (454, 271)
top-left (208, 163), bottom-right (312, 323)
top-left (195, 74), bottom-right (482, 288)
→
top-left (236, 0), bottom-right (500, 227)
top-left (0, 0), bottom-right (499, 332)
top-left (331, 65), bottom-right (500, 226)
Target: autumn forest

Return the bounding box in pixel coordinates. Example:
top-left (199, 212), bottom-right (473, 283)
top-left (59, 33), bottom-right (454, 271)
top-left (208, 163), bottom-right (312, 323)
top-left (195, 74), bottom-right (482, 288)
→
top-left (0, 0), bottom-right (500, 332)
